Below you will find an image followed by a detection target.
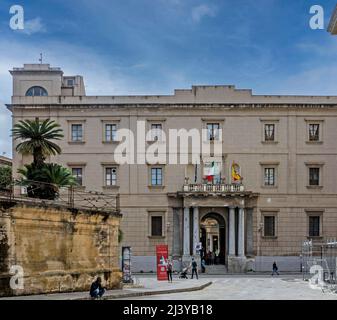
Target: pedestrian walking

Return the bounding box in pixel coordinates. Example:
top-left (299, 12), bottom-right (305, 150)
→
top-left (210, 251), bottom-right (215, 265)
top-left (271, 261), bottom-right (279, 276)
top-left (191, 258), bottom-right (199, 279)
top-left (201, 258), bottom-right (206, 273)
top-left (167, 259), bottom-right (173, 283)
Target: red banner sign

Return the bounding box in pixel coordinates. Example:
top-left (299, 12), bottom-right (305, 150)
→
top-left (156, 244), bottom-right (168, 281)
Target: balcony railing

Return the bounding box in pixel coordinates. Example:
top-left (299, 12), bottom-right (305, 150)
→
top-left (183, 183), bottom-right (245, 193)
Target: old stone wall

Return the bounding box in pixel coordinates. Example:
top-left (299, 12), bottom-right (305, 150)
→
top-left (0, 199), bottom-right (121, 297)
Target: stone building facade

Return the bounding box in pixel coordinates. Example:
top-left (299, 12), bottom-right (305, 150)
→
top-left (6, 63), bottom-right (337, 272)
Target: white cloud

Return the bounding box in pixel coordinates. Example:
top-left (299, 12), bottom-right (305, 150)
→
top-left (21, 17), bottom-right (46, 35)
top-left (191, 4), bottom-right (216, 23)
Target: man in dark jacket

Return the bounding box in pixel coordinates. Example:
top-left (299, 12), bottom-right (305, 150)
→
top-left (272, 261), bottom-right (279, 276)
top-left (191, 258), bottom-right (199, 279)
top-left (90, 277), bottom-right (105, 299)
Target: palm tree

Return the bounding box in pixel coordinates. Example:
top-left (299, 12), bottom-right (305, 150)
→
top-left (12, 118), bottom-right (64, 167)
top-left (40, 163), bottom-right (76, 187)
top-left (18, 163), bottom-right (76, 200)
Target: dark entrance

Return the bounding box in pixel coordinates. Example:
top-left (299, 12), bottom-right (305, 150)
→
top-left (200, 212), bottom-right (226, 265)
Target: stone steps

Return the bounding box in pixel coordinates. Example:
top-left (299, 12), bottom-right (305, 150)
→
top-left (204, 265), bottom-right (228, 274)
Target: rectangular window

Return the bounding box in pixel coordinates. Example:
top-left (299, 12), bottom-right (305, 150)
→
top-left (309, 167), bottom-right (320, 186)
top-left (151, 124), bottom-right (162, 141)
top-left (264, 124), bottom-right (275, 142)
top-left (72, 168), bottom-right (83, 186)
top-left (71, 124), bottom-right (83, 142)
top-left (309, 124), bottom-right (320, 141)
top-left (105, 124), bottom-right (117, 142)
top-left (264, 168), bottom-right (275, 186)
top-left (151, 168), bottom-right (162, 186)
top-left (309, 216), bottom-right (320, 237)
top-left (207, 123), bottom-right (220, 141)
top-left (67, 79), bottom-right (74, 86)
top-left (151, 216), bottom-right (163, 236)
top-left (105, 167), bottom-right (117, 186)
top-left (264, 216), bottom-right (275, 237)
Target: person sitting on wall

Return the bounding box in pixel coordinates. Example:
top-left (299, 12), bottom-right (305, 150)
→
top-left (90, 277), bottom-right (106, 299)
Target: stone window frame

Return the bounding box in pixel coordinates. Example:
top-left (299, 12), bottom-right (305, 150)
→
top-left (101, 118), bottom-right (121, 144)
top-left (101, 163), bottom-right (120, 190)
top-left (67, 162), bottom-right (87, 189)
top-left (305, 210), bottom-right (323, 239)
top-left (25, 86), bottom-right (48, 97)
top-left (147, 210), bottom-right (166, 238)
top-left (260, 118), bottom-right (279, 144)
top-left (146, 118), bottom-right (166, 143)
top-left (305, 119), bottom-right (324, 144)
top-left (72, 168), bottom-right (83, 186)
top-left (201, 118), bottom-right (225, 143)
top-left (259, 162), bottom-right (279, 189)
top-left (148, 164), bottom-right (165, 190)
top-left (68, 120), bottom-right (86, 144)
top-left (260, 209), bottom-right (279, 239)
top-left (63, 77), bottom-right (75, 87)
top-left (305, 162), bottom-right (324, 189)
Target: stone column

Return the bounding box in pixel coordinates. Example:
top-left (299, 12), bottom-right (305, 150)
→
top-left (245, 208), bottom-right (254, 256)
top-left (192, 207), bottom-right (199, 255)
top-left (172, 208), bottom-right (182, 257)
top-left (238, 207), bottom-right (245, 257)
top-left (183, 207), bottom-right (190, 256)
top-left (229, 207), bottom-right (236, 256)
top-left (208, 233), bottom-right (213, 252)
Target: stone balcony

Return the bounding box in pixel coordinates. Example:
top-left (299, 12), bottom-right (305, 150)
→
top-left (182, 183), bottom-right (245, 193)
top-left (168, 183), bottom-right (258, 212)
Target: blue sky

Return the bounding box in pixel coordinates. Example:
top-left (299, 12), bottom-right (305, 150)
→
top-left (0, 0), bottom-right (337, 157)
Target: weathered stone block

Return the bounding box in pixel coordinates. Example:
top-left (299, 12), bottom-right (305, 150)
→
top-left (0, 199), bottom-right (122, 297)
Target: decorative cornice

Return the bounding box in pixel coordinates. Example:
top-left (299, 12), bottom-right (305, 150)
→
top-left (6, 103), bottom-right (337, 112)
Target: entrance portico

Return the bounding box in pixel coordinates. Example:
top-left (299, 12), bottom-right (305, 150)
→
top-left (176, 184), bottom-right (258, 273)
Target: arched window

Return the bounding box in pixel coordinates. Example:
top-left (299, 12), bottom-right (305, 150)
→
top-left (25, 86), bottom-right (48, 97)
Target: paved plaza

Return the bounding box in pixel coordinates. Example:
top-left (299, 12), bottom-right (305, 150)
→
top-left (1, 274), bottom-right (337, 300)
top-left (118, 274), bottom-right (337, 300)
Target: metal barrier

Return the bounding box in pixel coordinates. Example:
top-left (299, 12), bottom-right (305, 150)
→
top-left (0, 180), bottom-right (120, 213)
top-left (301, 239), bottom-right (337, 293)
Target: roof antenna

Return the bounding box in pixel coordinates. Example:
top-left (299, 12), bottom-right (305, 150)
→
top-left (39, 53), bottom-right (43, 64)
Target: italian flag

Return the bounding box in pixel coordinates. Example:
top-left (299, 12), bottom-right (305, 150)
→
top-left (206, 161), bottom-right (215, 182)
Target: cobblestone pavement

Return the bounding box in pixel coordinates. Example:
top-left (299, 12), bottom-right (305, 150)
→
top-left (120, 275), bottom-right (337, 300)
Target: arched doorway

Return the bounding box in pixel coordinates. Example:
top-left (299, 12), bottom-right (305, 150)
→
top-left (200, 212), bottom-right (226, 265)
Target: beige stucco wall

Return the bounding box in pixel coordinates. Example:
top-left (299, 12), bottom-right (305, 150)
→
top-left (10, 105), bottom-right (337, 264)
top-left (0, 199), bottom-right (121, 297)
top-left (7, 64), bottom-right (337, 271)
